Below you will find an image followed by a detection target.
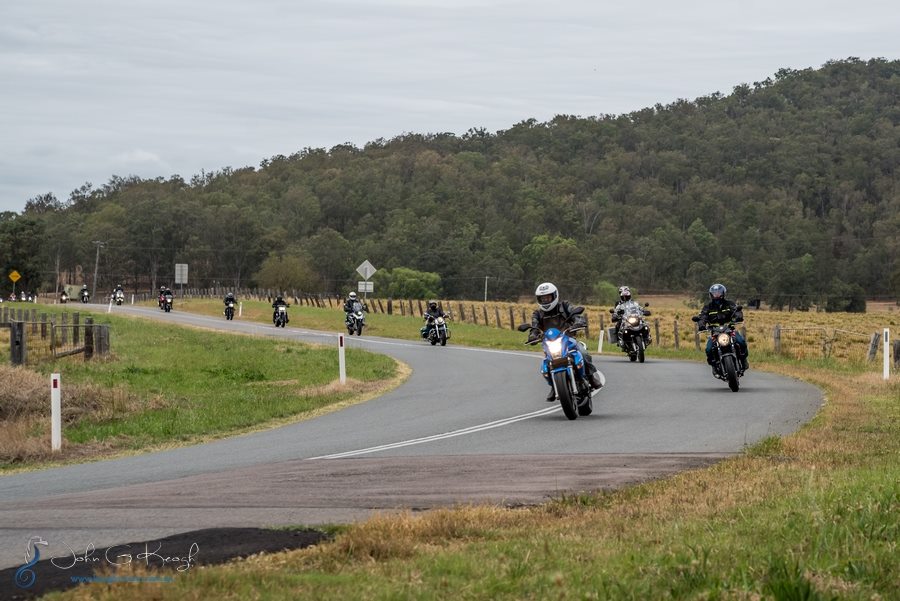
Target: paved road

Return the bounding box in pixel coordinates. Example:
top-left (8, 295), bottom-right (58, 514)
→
top-left (0, 304), bottom-right (822, 570)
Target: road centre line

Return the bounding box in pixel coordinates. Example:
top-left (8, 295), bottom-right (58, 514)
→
top-left (308, 406), bottom-right (561, 459)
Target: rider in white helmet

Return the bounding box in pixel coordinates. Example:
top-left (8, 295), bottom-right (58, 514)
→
top-left (530, 282), bottom-right (604, 401)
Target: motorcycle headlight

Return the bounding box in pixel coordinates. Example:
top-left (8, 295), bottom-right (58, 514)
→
top-left (717, 332), bottom-right (731, 347)
top-left (627, 316), bottom-right (640, 326)
top-left (545, 338), bottom-right (564, 359)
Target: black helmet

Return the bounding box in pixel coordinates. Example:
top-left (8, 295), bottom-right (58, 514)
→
top-left (429, 301), bottom-right (438, 310)
top-left (709, 283), bottom-right (726, 301)
top-left (276, 295), bottom-right (283, 301)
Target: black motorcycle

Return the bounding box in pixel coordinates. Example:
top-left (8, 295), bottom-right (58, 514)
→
top-left (692, 311), bottom-right (745, 392)
top-left (225, 300), bottom-right (235, 320)
top-left (611, 301), bottom-right (652, 363)
top-left (163, 292), bottom-right (174, 313)
top-left (80, 290), bottom-right (90, 303)
top-left (273, 304), bottom-right (288, 328)
top-left (423, 314), bottom-right (450, 346)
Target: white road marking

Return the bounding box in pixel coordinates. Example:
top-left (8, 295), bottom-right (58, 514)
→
top-left (308, 406), bottom-right (562, 459)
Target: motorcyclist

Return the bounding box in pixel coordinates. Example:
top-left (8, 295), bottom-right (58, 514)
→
top-left (80, 285), bottom-right (90, 301)
top-left (343, 292), bottom-right (366, 325)
top-left (272, 294), bottom-right (289, 324)
top-left (610, 285), bottom-right (651, 347)
top-left (421, 301), bottom-right (447, 339)
top-left (697, 283), bottom-right (749, 373)
top-left (529, 282), bottom-right (604, 401)
top-left (224, 291), bottom-right (236, 314)
top-left (112, 283), bottom-right (125, 302)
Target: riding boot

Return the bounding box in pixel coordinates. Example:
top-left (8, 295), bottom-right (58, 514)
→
top-left (741, 357), bottom-right (750, 371)
top-left (546, 387), bottom-right (556, 402)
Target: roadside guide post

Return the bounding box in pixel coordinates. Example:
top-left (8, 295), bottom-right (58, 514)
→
top-left (884, 328), bottom-right (890, 381)
top-left (51, 373), bottom-right (61, 451)
top-left (338, 334), bottom-right (346, 384)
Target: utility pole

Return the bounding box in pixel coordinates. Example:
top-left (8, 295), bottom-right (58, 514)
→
top-left (484, 276), bottom-right (491, 303)
top-left (91, 241), bottom-right (106, 300)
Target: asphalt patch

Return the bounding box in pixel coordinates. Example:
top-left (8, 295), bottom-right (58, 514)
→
top-left (1, 527), bottom-right (328, 600)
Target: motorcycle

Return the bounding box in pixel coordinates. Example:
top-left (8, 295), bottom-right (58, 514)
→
top-left (518, 308), bottom-right (596, 420)
top-left (345, 301), bottom-right (365, 336)
top-left (692, 309), bottom-right (745, 392)
top-left (163, 292), bottom-right (174, 313)
top-left (611, 301), bottom-right (651, 363)
top-left (59, 291), bottom-right (68, 304)
top-left (114, 290), bottom-right (125, 306)
top-left (274, 304), bottom-right (288, 328)
top-left (225, 300), bottom-right (235, 320)
top-left (80, 290), bottom-right (90, 303)
top-left (423, 314), bottom-right (450, 346)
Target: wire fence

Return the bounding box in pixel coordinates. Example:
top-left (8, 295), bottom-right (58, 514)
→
top-left (0, 307), bottom-right (111, 365)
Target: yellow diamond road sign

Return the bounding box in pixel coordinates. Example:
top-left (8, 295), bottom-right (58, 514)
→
top-left (8, 270), bottom-right (20, 283)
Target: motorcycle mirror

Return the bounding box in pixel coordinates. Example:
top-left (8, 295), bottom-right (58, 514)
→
top-left (571, 306), bottom-right (585, 315)
top-left (516, 323), bottom-right (532, 332)
top-left (735, 305), bottom-right (743, 311)
top-left (608, 308), bottom-right (615, 313)
top-left (644, 302), bottom-right (650, 307)
top-left (691, 315), bottom-right (700, 322)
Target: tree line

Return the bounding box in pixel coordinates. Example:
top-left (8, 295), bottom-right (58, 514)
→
top-left (3, 57), bottom-right (898, 311)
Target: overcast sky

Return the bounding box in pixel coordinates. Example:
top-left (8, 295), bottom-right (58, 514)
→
top-left (2, 0), bottom-right (899, 213)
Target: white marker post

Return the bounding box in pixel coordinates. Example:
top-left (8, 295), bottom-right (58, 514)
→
top-left (884, 328), bottom-right (891, 381)
top-left (51, 373), bottom-right (61, 451)
top-left (131, 294), bottom-right (135, 305)
top-left (239, 302), bottom-right (243, 317)
top-left (338, 333), bottom-right (346, 384)
top-left (597, 328), bottom-right (604, 354)
top-left (107, 298), bottom-right (113, 313)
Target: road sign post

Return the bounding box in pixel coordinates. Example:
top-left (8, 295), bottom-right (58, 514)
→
top-left (175, 263), bottom-right (188, 297)
top-left (356, 260), bottom-right (377, 301)
top-left (9, 270), bottom-right (20, 298)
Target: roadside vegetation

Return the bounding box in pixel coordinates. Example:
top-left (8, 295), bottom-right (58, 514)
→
top-left (0, 312), bottom-right (401, 470)
top-left (48, 352), bottom-right (899, 599)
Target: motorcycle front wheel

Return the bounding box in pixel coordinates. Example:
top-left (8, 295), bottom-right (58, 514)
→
top-left (722, 355), bottom-right (740, 392)
top-left (552, 371), bottom-right (578, 420)
top-left (638, 347), bottom-right (645, 363)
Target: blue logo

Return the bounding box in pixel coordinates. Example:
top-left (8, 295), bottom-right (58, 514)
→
top-left (15, 536), bottom-right (48, 589)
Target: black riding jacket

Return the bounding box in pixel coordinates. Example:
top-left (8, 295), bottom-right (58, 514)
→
top-left (697, 298), bottom-right (743, 330)
top-left (530, 301), bottom-right (585, 333)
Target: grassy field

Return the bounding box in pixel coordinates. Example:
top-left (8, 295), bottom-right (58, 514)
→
top-left (0, 311), bottom-right (401, 470)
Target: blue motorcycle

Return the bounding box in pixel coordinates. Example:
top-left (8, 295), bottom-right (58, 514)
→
top-left (518, 315), bottom-right (596, 420)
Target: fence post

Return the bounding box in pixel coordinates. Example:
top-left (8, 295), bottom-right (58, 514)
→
top-left (508, 306), bottom-right (515, 330)
top-left (893, 340), bottom-right (900, 371)
top-left (471, 305), bottom-right (478, 324)
top-left (10, 321), bottom-right (25, 365)
top-left (73, 313), bottom-right (80, 346)
top-left (673, 320), bottom-right (680, 350)
top-left (867, 332), bottom-right (879, 363)
top-left (494, 306), bottom-right (502, 329)
top-left (482, 304), bottom-right (489, 325)
top-left (654, 319), bottom-right (660, 348)
top-left (884, 329), bottom-right (890, 380)
top-left (84, 317), bottom-right (94, 360)
top-left (387, 298), bottom-right (393, 315)
top-left (41, 313), bottom-right (48, 339)
top-left (458, 303), bottom-right (466, 322)
top-left (773, 325), bottom-right (781, 355)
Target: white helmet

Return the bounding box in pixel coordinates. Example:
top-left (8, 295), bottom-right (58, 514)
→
top-left (349, 292), bottom-right (358, 300)
top-left (618, 286), bottom-right (632, 302)
top-left (535, 282), bottom-right (559, 312)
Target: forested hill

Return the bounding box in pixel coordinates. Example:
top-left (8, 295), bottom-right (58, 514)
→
top-left (8, 57), bottom-right (900, 308)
